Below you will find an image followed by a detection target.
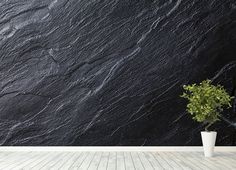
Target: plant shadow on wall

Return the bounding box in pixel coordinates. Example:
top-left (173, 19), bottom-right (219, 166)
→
top-left (229, 77), bottom-right (236, 144)
top-left (181, 79), bottom-right (234, 155)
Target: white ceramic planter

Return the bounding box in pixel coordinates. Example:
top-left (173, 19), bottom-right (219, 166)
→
top-left (201, 131), bottom-right (217, 157)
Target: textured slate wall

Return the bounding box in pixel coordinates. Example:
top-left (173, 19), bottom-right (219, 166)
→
top-left (0, 0), bottom-right (236, 146)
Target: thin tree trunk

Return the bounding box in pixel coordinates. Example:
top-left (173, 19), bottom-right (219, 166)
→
top-left (205, 122), bottom-right (213, 132)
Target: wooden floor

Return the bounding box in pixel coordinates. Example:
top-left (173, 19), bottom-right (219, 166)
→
top-left (0, 151), bottom-right (235, 170)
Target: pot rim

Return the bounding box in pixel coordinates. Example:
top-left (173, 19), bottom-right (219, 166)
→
top-left (201, 131), bottom-right (217, 133)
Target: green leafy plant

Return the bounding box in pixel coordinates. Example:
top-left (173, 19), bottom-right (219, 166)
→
top-left (181, 80), bottom-right (233, 131)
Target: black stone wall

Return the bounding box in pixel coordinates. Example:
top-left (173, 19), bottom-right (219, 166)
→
top-left (0, 0), bottom-right (236, 145)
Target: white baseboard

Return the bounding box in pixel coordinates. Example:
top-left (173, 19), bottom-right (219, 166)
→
top-left (0, 146), bottom-right (235, 152)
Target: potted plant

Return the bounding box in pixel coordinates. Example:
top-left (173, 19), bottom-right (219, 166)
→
top-left (181, 80), bottom-right (233, 157)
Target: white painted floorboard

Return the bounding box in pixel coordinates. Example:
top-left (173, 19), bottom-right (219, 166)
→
top-left (0, 151), bottom-right (235, 170)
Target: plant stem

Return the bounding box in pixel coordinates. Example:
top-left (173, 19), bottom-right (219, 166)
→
top-left (205, 123), bottom-right (213, 132)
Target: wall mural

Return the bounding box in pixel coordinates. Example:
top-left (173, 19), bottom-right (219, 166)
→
top-left (0, 0), bottom-right (236, 146)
